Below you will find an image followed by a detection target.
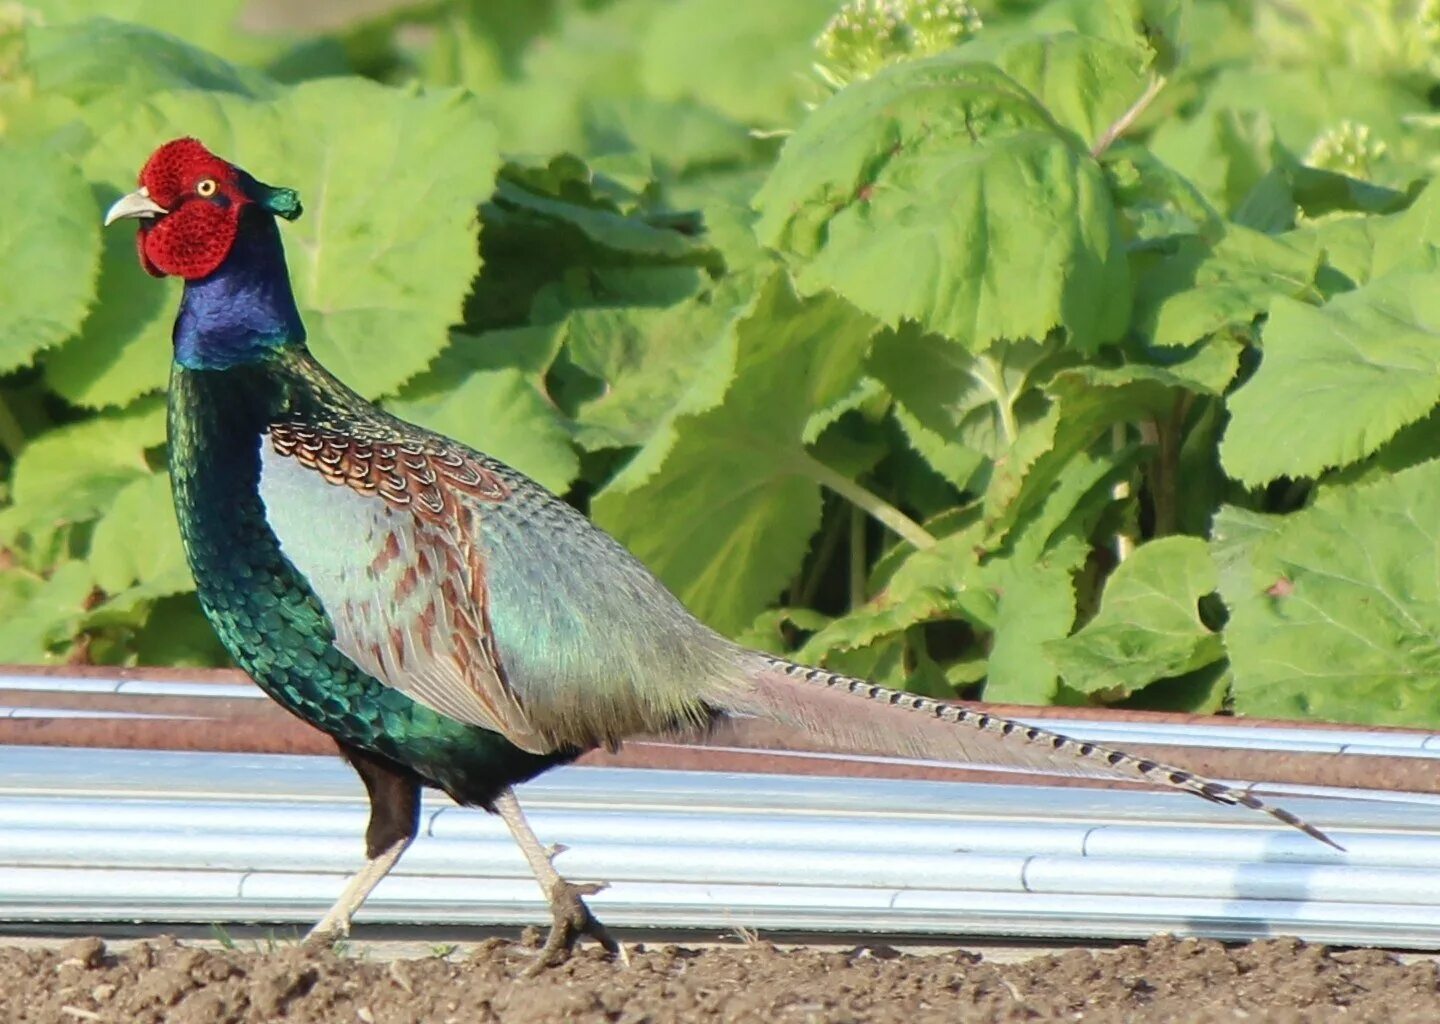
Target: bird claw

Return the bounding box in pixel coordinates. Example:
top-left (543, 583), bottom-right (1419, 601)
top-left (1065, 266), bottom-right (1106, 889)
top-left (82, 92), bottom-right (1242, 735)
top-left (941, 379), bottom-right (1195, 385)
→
top-left (302, 924), bottom-right (348, 951)
top-left (304, 913), bottom-right (351, 949)
top-left (521, 879), bottom-right (627, 975)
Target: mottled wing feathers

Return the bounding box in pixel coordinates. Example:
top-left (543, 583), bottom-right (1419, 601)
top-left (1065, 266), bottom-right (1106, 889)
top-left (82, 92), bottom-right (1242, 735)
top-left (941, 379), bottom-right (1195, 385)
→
top-left (269, 425), bottom-right (510, 514)
top-left (258, 424), bottom-right (547, 754)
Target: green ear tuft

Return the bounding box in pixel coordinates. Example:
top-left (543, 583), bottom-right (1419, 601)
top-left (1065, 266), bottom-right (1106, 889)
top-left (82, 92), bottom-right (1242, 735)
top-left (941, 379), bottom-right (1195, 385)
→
top-left (260, 184), bottom-right (303, 221)
top-left (240, 171), bottom-right (303, 221)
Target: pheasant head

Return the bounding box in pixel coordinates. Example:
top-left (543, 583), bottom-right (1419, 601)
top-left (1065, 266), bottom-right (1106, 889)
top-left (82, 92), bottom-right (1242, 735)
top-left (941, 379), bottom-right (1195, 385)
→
top-left (104, 137), bottom-right (302, 280)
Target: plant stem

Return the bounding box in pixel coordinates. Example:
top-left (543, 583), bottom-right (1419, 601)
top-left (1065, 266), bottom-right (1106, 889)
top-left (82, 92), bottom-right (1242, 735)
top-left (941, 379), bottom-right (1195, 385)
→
top-left (1091, 75), bottom-right (1168, 158)
top-left (1150, 401), bottom-right (1186, 538)
top-left (996, 397), bottom-right (1020, 449)
top-left (848, 506), bottom-right (867, 610)
top-left (1111, 422), bottom-right (1136, 562)
top-left (967, 356), bottom-right (1020, 447)
top-left (798, 452), bottom-right (937, 551)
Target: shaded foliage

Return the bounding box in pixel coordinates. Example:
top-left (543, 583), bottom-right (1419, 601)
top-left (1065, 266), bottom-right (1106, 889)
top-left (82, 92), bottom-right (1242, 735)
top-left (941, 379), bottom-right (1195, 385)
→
top-left (4, 0), bottom-right (1440, 727)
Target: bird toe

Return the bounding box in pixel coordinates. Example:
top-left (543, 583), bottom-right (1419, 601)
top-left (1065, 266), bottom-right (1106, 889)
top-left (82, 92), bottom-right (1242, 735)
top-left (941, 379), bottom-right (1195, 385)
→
top-left (522, 879), bottom-right (624, 974)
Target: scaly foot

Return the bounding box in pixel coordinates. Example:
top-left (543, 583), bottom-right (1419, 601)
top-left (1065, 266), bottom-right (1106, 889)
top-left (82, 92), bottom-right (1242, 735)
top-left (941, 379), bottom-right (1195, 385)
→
top-left (523, 879), bottom-right (627, 975)
top-left (492, 787), bottom-right (627, 973)
top-left (303, 916), bottom-right (349, 949)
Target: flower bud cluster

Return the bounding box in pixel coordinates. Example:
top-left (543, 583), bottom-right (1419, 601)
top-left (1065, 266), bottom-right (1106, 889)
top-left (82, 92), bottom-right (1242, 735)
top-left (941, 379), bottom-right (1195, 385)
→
top-left (1304, 121), bottom-right (1390, 180)
top-left (815, 0), bottom-right (982, 89)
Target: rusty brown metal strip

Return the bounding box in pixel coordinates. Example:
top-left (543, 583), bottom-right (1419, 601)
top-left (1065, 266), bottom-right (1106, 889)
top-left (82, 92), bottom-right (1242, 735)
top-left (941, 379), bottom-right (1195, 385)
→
top-left (4, 664), bottom-right (1437, 795)
top-left (0, 664), bottom-right (253, 685)
top-left (0, 716), bottom-right (336, 757)
top-left (3, 663), bottom-right (1433, 736)
top-left (3, 712), bottom-right (1438, 796)
top-left (1, 691), bottom-right (284, 718)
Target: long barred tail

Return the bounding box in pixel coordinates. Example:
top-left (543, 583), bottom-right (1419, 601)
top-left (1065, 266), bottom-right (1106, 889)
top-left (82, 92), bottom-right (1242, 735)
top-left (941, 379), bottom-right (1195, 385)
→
top-left (733, 654), bottom-right (1341, 851)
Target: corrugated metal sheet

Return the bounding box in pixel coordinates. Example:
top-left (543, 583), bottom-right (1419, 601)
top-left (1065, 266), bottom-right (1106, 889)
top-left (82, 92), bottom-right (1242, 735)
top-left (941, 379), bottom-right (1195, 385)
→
top-left (1, 743), bottom-right (1438, 948)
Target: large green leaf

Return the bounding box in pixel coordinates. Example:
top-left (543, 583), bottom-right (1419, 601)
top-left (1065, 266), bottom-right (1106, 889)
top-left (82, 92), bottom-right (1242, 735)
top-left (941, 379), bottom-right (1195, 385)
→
top-left (755, 55), bottom-right (1130, 352)
top-left (24, 18), bottom-right (275, 110)
top-left (964, 31), bottom-right (1149, 146)
top-left (1055, 332), bottom-right (1243, 398)
top-left (1224, 461), bottom-right (1440, 727)
top-left (980, 402), bottom-right (1062, 538)
top-left (0, 397), bottom-right (165, 540)
top-left (29, 0), bottom-right (280, 67)
top-left (981, 345), bottom-right (1221, 546)
top-left (1021, 0), bottom-right (1186, 70)
top-left (0, 144), bottom-right (100, 372)
top-left (977, 536), bottom-right (1090, 704)
top-left (1221, 273), bottom-right (1440, 486)
top-left (1132, 225), bottom-right (1321, 348)
top-left (1002, 446), bottom-right (1139, 564)
top-left (1147, 107), bottom-right (1280, 220)
top-left (593, 274), bottom-right (876, 634)
top-left (641, 0), bottom-right (836, 125)
top-left (868, 328), bottom-right (1058, 463)
top-left (494, 157), bottom-right (717, 266)
top-left (1102, 144), bottom-right (1223, 243)
top-left (0, 561), bottom-right (96, 663)
top-left (475, 0), bottom-right (655, 157)
top-left (88, 471), bottom-right (190, 596)
top-left (43, 225), bottom-right (176, 408)
top-left (1047, 535), bottom-right (1223, 699)
top-left (889, 406), bottom-right (988, 492)
top-left (1210, 504), bottom-right (1284, 607)
top-left (1296, 180), bottom-right (1440, 293)
top-left (59, 77), bottom-right (500, 406)
top-left (803, 523), bottom-right (1089, 703)
top-left (799, 527), bottom-right (987, 661)
top-left (469, 158), bottom-right (720, 336)
top-left (565, 278), bottom-right (755, 455)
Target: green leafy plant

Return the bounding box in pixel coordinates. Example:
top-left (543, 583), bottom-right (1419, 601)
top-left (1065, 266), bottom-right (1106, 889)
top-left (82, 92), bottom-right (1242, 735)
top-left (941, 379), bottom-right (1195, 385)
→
top-left (4, 0), bottom-right (1440, 730)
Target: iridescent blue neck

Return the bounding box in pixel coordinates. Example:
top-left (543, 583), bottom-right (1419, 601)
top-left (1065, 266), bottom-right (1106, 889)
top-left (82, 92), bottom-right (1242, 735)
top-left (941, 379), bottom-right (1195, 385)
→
top-left (173, 209), bottom-right (305, 371)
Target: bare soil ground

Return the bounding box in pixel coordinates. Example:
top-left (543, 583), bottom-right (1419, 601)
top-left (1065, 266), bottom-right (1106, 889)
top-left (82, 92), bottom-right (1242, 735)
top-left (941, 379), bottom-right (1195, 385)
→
top-left (0, 932), bottom-right (1436, 1023)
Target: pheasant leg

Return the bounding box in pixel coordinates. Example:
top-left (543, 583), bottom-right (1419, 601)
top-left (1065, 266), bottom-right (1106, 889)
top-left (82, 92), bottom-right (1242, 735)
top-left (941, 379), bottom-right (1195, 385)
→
top-left (308, 835), bottom-right (410, 940)
top-left (493, 787), bottom-right (626, 971)
top-left (309, 744), bottom-right (421, 942)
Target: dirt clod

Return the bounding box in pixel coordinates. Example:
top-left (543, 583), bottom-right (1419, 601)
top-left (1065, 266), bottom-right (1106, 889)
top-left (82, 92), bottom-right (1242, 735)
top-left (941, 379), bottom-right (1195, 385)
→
top-left (0, 934), bottom-right (1436, 1023)
top-left (56, 937), bottom-right (105, 970)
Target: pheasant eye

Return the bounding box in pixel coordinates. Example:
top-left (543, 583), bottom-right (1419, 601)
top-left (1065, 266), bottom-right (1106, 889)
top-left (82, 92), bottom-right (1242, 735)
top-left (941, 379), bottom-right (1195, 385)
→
top-left (196, 178), bottom-right (218, 197)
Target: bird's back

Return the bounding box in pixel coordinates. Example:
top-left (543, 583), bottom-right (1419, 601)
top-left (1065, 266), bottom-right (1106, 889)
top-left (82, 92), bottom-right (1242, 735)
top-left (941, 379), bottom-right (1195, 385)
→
top-left (475, 456), bottom-right (744, 746)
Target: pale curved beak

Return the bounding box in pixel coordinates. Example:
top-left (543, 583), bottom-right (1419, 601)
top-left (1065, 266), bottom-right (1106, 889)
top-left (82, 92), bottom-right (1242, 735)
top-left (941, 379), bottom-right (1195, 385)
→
top-left (103, 187), bottom-right (167, 227)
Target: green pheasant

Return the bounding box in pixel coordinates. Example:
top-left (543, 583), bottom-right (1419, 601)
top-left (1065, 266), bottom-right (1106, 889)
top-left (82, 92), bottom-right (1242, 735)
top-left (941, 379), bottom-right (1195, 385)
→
top-left (103, 139), bottom-right (1335, 968)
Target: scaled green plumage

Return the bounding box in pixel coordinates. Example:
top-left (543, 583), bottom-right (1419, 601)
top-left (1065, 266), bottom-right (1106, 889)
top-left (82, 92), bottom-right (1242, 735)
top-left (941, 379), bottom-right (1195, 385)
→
top-left (167, 351), bottom-right (576, 802)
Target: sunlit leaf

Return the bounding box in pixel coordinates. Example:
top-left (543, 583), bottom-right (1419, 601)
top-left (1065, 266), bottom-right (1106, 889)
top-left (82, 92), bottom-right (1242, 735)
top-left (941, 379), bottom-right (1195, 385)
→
top-left (1221, 273), bottom-right (1440, 485)
top-left (0, 144), bottom-right (100, 372)
top-left (755, 56), bottom-right (1130, 352)
top-left (1224, 462), bottom-right (1440, 727)
top-left (1048, 536), bottom-right (1223, 699)
top-left (593, 274), bottom-right (876, 633)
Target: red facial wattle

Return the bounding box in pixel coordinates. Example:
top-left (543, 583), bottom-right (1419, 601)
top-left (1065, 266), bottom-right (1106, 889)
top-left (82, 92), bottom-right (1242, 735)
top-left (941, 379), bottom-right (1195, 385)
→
top-left (137, 199), bottom-right (242, 279)
top-left (128, 138), bottom-right (251, 281)
top-left (135, 221), bottom-right (165, 278)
